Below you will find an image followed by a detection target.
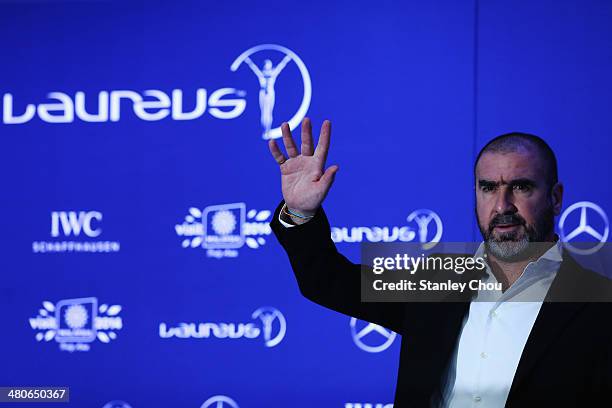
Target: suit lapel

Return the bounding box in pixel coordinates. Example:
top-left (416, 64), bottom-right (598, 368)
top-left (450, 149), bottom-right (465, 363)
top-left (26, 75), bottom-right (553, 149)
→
top-left (507, 254), bottom-right (587, 396)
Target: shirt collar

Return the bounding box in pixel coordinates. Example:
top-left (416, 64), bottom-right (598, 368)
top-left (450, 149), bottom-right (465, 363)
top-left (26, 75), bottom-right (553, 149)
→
top-left (540, 237), bottom-right (563, 263)
top-left (473, 237), bottom-right (563, 302)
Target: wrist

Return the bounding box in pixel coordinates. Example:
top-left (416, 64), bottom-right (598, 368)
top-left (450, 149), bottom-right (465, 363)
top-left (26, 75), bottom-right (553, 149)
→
top-left (286, 206), bottom-right (316, 218)
top-left (281, 204), bottom-right (316, 225)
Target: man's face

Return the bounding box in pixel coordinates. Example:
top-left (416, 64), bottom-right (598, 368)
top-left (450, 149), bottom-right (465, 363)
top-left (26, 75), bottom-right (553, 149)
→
top-left (475, 148), bottom-right (561, 261)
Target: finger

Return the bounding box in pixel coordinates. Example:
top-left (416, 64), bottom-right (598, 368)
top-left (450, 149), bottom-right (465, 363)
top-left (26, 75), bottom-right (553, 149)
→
top-left (300, 117), bottom-right (314, 156)
top-left (268, 139), bottom-right (287, 165)
top-left (281, 122), bottom-right (299, 158)
top-left (314, 120), bottom-right (331, 164)
top-left (319, 165), bottom-right (339, 192)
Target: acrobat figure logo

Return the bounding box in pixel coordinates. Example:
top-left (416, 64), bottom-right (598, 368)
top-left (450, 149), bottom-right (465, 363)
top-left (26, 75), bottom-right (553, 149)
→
top-left (231, 44), bottom-right (312, 140)
top-left (252, 306), bottom-right (287, 348)
top-left (407, 209), bottom-right (443, 250)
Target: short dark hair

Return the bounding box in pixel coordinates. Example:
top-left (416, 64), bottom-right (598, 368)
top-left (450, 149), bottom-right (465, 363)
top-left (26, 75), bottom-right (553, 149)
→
top-left (474, 132), bottom-right (558, 188)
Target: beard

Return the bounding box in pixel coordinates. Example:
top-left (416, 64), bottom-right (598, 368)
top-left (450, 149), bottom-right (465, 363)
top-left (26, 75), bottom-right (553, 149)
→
top-left (478, 204), bottom-right (555, 262)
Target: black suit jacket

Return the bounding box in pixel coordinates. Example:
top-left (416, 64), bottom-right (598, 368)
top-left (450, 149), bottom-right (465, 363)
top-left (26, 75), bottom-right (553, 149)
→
top-left (270, 201), bottom-right (612, 407)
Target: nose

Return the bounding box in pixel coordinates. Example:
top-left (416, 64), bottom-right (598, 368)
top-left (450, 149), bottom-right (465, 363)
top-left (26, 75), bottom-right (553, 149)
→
top-left (494, 185), bottom-right (517, 215)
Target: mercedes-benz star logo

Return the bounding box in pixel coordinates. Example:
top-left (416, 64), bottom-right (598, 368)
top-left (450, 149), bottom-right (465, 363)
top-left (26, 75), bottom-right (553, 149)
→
top-left (350, 318), bottom-right (397, 353)
top-left (559, 201), bottom-right (609, 255)
top-left (201, 395), bottom-right (240, 408)
top-left (102, 401), bottom-right (132, 408)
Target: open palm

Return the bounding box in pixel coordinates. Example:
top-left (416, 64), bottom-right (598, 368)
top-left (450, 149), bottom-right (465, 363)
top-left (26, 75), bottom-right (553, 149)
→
top-left (269, 118), bottom-right (339, 215)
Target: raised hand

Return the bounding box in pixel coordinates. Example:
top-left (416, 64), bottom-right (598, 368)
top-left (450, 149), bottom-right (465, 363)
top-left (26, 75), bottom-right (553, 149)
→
top-left (269, 118), bottom-right (339, 216)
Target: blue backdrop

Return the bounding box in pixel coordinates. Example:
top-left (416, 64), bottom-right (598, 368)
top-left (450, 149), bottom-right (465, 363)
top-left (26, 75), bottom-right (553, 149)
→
top-left (1, 1), bottom-right (610, 407)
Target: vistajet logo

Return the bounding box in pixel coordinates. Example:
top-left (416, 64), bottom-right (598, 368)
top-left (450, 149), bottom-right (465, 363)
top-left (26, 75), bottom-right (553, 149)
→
top-left (175, 202), bottom-right (271, 258)
top-left (29, 297), bottom-right (123, 352)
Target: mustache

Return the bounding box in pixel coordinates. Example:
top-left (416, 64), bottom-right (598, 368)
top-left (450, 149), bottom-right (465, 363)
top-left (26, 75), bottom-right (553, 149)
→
top-left (489, 213), bottom-right (526, 230)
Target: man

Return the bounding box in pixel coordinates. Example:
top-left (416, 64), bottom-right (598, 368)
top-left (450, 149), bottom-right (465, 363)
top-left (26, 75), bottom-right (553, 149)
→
top-left (268, 118), bottom-right (612, 407)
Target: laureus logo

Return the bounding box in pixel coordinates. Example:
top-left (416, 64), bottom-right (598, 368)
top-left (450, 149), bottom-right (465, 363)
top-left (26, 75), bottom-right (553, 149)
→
top-left (331, 209), bottom-right (443, 249)
top-left (3, 43), bottom-right (311, 139)
top-left (159, 306), bottom-right (287, 348)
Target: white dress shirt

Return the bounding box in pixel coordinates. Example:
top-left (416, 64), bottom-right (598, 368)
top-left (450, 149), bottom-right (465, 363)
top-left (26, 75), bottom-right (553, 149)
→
top-left (441, 241), bottom-right (563, 408)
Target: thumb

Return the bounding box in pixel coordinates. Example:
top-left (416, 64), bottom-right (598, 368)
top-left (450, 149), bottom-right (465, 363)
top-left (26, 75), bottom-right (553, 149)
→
top-left (320, 165), bottom-right (339, 187)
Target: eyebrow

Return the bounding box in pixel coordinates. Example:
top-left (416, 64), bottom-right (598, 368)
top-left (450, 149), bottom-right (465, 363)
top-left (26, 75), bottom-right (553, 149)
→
top-left (478, 178), bottom-right (537, 188)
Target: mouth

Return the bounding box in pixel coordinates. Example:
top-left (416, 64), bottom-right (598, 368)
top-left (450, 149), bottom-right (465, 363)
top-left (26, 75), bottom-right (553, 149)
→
top-left (492, 223), bottom-right (523, 233)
